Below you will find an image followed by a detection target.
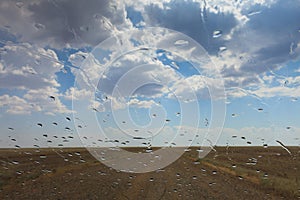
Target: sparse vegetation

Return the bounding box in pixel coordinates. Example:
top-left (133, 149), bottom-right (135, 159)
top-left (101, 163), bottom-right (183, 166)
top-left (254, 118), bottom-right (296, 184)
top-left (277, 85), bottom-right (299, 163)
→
top-left (0, 147), bottom-right (299, 199)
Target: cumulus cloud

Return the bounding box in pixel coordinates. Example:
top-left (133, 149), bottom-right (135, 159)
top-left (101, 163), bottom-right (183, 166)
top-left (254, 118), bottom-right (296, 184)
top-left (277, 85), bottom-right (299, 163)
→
top-left (1, 0), bottom-right (300, 149)
top-left (0, 0), bottom-right (132, 48)
top-left (117, 0), bottom-right (300, 100)
top-left (127, 98), bottom-right (158, 108)
top-left (0, 94), bottom-right (33, 115)
top-left (253, 84), bottom-right (300, 98)
top-left (228, 0), bottom-right (300, 74)
top-left (0, 43), bottom-right (72, 115)
top-left (64, 87), bottom-right (92, 101)
top-left (0, 43), bottom-right (61, 90)
top-left (199, 0), bottom-right (300, 98)
top-left (95, 51), bottom-right (180, 98)
top-left (23, 87), bottom-right (72, 115)
top-left (0, 87), bottom-right (71, 115)
top-left (169, 75), bottom-right (225, 100)
top-left (143, 0), bottom-right (238, 54)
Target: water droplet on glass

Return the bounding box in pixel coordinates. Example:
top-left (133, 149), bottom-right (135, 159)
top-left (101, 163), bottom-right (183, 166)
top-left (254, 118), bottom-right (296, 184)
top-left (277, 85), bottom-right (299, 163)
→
top-left (80, 26), bottom-right (89, 32)
top-left (291, 97), bottom-right (298, 102)
top-left (60, 68), bottom-right (67, 74)
top-left (12, 161), bottom-right (19, 165)
top-left (75, 152), bottom-right (81, 156)
top-left (133, 137), bottom-right (145, 140)
top-left (209, 182), bottom-right (216, 186)
top-left (219, 46), bottom-right (227, 52)
top-left (213, 30), bottom-right (222, 38)
top-left (16, 2), bottom-right (24, 8)
top-left (49, 96), bottom-right (55, 101)
top-left (247, 10), bottom-right (261, 16)
top-left (174, 40), bottom-right (189, 46)
top-left (34, 23), bottom-right (45, 30)
top-left (276, 140), bottom-right (292, 156)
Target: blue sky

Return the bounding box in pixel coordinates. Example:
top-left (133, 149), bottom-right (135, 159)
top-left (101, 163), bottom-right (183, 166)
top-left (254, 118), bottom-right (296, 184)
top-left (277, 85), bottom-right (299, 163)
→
top-left (0, 0), bottom-right (300, 148)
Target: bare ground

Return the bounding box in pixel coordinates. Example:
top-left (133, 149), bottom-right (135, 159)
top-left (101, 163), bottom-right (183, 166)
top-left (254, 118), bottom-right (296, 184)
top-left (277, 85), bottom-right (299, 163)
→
top-left (0, 147), bottom-right (299, 199)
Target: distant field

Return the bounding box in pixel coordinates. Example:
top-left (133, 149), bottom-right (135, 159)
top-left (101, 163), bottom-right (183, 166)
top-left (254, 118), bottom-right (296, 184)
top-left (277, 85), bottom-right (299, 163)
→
top-left (0, 147), bottom-right (299, 199)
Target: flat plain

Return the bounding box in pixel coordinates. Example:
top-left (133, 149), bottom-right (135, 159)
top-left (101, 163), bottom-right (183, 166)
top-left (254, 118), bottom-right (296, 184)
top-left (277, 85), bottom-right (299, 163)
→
top-left (0, 146), bottom-right (299, 199)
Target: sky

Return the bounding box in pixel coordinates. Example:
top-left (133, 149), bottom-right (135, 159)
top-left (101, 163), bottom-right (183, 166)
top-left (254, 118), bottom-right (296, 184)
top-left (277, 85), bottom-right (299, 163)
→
top-left (0, 0), bottom-right (300, 149)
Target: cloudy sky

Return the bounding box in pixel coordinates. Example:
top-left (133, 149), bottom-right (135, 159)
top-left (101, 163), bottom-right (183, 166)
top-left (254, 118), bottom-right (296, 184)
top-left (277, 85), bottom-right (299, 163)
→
top-left (0, 0), bottom-right (300, 148)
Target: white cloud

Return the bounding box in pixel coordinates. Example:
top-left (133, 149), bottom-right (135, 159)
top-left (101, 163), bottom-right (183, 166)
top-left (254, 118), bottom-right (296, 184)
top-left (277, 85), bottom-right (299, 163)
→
top-left (129, 0), bottom-right (300, 101)
top-left (169, 75), bottom-right (225, 100)
top-left (127, 98), bottom-right (158, 108)
top-left (64, 87), bottom-right (92, 101)
top-left (23, 87), bottom-right (71, 115)
top-left (0, 42), bottom-right (72, 115)
top-left (0, 0), bottom-right (133, 48)
top-left (0, 89), bottom-right (71, 115)
top-left (0, 94), bottom-right (32, 115)
top-left (0, 43), bottom-right (61, 90)
top-left (91, 51), bottom-right (180, 98)
top-left (253, 85), bottom-right (300, 98)
top-left (125, 0), bottom-right (171, 11)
